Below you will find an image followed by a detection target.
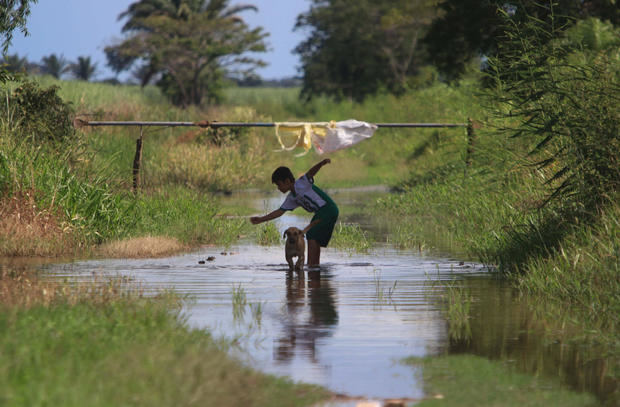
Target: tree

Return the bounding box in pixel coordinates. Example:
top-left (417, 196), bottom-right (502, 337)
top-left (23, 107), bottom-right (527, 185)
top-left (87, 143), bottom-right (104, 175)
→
top-left (0, 52), bottom-right (28, 72)
top-left (40, 53), bottom-right (69, 78)
top-left (294, 0), bottom-right (441, 102)
top-left (70, 56), bottom-right (97, 81)
top-left (0, 0), bottom-right (37, 53)
top-left (423, 0), bottom-right (619, 82)
top-left (105, 0), bottom-right (268, 106)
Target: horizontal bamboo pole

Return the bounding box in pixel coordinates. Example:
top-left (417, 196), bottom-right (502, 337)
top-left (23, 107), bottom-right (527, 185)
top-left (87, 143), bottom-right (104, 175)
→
top-left (74, 119), bottom-right (467, 129)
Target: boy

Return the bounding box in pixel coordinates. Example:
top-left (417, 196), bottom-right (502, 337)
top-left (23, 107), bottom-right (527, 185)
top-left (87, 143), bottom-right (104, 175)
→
top-left (250, 159), bottom-right (339, 266)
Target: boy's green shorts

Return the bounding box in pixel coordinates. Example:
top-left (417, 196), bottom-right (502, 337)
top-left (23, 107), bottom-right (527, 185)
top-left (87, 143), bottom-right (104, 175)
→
top-left (306, 204), bottom-right (339, 247)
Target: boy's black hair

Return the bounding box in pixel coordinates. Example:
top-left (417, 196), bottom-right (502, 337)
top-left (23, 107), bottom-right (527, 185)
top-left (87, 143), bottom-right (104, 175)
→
top-left (272, 166), bottom-right (295, 184)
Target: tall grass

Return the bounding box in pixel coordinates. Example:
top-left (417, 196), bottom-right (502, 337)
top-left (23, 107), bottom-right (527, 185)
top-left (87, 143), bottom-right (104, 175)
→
top-left (132, 187), bottom-right (248, 248)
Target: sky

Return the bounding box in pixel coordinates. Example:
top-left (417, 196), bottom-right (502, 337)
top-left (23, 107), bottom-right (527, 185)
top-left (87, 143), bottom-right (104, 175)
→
top-left (9, 0), bottom-right (311, 81)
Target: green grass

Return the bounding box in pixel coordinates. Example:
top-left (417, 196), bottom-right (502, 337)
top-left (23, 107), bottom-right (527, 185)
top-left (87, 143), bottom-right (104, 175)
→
top-left (330, 222), bottom-right (371, 253)
top-left (132, 187), bottom-right (247, 247)
top-left (255, 221), bottom-right (281, 246)
top-left (405, 354), bottom-right (596, 407)
top-left (514, 200), bottom-right (620, 340)
top-left (0, 283), bottom-right (328, 407)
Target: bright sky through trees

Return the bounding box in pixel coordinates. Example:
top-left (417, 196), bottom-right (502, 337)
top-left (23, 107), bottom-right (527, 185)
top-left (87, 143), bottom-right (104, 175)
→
top-left (9, 0), bottom-right (309, 80)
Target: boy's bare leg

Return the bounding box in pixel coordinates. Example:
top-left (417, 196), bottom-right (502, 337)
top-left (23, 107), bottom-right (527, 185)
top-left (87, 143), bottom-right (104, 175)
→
top-left (307, 239), bottom-right (320, 266)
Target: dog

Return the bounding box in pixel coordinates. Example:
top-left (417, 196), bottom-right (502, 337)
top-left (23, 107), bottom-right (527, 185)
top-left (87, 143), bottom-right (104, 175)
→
top-left (283, 227), bottom-right (305, 272)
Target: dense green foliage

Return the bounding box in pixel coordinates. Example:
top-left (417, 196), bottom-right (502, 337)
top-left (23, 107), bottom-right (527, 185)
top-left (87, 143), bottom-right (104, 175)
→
top-left (294, 0), bottom-right (441, 101)
top-left (105, 0), bottom-right (267, 106)
top-left (488, 12), bottom-right (619, 209)
top-left (7, 79), bottom-right (75, 143)
top-left (424, 0), bottom-right (619, 81)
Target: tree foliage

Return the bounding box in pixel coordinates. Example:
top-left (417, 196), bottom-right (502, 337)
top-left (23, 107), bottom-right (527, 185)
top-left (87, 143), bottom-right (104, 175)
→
top-left (0, 52), bottom-right (27, 72)
top-left (0, 0), bottom-right (37, 53)
top-left (424, 0), bottom-right (619, 81)
top-left (40, 53), bottom-right (69, 79)
top-left (105, 0), bottom-right (267, 106)
top-left (294, 0), bottom-right (442, 102)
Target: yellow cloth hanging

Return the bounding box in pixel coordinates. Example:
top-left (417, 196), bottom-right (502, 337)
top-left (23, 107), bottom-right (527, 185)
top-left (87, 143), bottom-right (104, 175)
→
top-left (274, 122), bottom-right (335, 156)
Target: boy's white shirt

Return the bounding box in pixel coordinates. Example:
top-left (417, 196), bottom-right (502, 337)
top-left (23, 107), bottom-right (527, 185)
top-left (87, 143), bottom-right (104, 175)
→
top-left (279, 175), bottom-right (326, 213)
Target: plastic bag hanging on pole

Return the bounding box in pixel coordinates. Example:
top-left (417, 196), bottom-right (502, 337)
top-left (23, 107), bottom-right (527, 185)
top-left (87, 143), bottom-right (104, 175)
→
top-left (274, 120), bottom-right (376, 156)
top-left (313, 119), bottom-right (377, 154)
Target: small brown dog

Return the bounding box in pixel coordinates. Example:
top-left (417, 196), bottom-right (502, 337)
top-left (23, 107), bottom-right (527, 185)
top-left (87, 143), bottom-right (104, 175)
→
top-left (283, 227), bottom-right (305, 272)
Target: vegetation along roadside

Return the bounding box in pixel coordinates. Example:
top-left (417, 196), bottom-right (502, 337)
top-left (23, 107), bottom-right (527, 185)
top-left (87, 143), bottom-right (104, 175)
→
top-left (1, 0), bottom-right (617, 405)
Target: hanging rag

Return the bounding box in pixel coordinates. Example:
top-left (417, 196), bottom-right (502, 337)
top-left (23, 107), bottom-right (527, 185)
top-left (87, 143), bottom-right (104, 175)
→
top-left (274, 120), bottom-right (376, 156)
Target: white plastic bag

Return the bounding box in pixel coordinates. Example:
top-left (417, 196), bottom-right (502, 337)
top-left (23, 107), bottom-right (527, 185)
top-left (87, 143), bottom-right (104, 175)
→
top-left (312, 119), bottom-right (377, 154)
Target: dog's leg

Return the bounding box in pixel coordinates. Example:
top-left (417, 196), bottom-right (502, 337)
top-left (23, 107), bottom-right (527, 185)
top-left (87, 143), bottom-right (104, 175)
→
top-left (286, 256), bottom-right (295, 271)
top-left (295, 254), bottom-right (304, 272)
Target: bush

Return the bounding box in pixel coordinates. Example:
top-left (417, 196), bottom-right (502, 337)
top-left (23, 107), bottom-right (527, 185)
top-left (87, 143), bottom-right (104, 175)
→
top-left (10, 79), bottom-right (75, 143)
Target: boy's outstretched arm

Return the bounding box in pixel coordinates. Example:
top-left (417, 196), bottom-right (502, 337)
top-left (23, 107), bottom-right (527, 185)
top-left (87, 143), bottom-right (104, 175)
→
top-left (250, 209), bottom-right (285, 225)
top-left (306, 158), bottom-right (331, 179)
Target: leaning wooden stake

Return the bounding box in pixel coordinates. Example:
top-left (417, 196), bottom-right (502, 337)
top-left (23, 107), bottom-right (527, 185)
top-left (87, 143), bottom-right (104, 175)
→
top-left (465, 118), bottom-right (476, 173)
top-left (132, 126), bottom-right (144, 193)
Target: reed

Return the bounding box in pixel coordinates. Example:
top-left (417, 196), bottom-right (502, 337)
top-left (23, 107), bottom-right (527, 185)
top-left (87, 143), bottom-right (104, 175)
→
top-left (231, 283), bottom-right (247, 321)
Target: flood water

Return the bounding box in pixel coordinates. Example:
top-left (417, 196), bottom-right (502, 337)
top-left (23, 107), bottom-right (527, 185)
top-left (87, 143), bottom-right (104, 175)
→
top-left (38, 188), bottom-right (617, 405)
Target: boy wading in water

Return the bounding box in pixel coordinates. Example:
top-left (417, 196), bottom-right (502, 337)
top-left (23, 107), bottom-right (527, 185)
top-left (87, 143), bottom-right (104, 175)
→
top-left (250, 159), bottom-right (339, 267)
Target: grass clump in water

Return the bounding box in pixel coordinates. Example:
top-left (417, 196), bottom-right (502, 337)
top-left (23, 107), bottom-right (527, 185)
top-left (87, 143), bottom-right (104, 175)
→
top-left (256, 221), bottom-right (280, 246)
top-left (330, 222), bottom-right (371, 253)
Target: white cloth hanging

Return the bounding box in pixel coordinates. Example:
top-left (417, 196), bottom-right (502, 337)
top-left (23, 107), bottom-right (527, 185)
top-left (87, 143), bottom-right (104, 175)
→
top-left (274, 119), bottom-right (377, 156)
top-left (312, 119), bottom-right (377, 154)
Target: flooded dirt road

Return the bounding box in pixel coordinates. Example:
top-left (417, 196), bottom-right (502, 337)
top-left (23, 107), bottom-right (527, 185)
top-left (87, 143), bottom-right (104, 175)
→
top-left (38, 188), bottom-right (616, 404)
top-left (46, 244), bottom-right (485, 400)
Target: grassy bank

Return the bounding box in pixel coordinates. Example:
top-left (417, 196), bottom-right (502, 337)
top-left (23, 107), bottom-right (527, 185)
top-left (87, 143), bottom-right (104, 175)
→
top-left (405, 355), bottom-right (596, 407)
top-left (0, 78), bottom-right (255, 257)
top-left (0, 268), bottom-right (328, 407)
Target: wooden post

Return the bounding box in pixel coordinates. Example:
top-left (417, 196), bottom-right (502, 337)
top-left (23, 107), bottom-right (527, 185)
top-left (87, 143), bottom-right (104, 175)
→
top-left (132, 126), bottom-right (143, 193)
top-left (465, 118), bottom-right (476, 173)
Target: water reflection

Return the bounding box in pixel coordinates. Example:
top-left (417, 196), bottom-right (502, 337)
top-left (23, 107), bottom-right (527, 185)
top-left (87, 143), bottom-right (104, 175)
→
top-left (276, 270), bottom-right (339, 364)
top-left (445, 277), bottom-right (618, 406)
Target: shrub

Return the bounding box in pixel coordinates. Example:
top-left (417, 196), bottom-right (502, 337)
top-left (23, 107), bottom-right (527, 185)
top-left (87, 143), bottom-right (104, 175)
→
top-left (9, 79), bottom-right (75, 143)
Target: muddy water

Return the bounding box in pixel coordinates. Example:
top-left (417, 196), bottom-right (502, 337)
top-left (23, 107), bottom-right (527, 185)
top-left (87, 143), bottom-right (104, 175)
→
top-left (40, 188), bottom-right (616, 404)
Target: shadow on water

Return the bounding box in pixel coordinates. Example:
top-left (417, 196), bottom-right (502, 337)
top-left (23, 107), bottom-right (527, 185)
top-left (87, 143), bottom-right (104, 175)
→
top-left (5, 187), bottom-right (617, 405)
